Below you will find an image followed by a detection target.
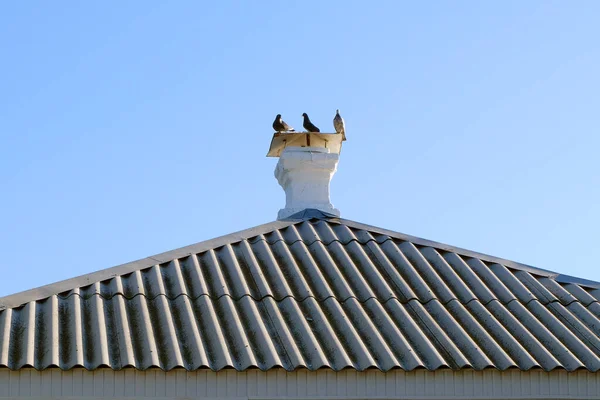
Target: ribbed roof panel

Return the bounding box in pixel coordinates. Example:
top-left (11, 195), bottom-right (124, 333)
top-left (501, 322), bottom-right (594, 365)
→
top-left (0, 216), bottom-right (598, 371)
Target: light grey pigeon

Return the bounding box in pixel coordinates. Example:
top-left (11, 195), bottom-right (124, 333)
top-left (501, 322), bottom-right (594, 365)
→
top-left (273, 114), bottom-right (294, 133)
top-left (302, 113), bottom-right (320, 132)
top-left (333, 109), bottom-right (346, 140)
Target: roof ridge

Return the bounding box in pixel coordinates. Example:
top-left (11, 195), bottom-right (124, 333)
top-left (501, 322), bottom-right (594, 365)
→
top-left (0, 209), bottom-right (341, 310)
top-left (1, 211), bottom-right (598, 311)
top-left (333, 217), bottom-right (600, 289)
top-left (0, 218), bottom-right (298, 310)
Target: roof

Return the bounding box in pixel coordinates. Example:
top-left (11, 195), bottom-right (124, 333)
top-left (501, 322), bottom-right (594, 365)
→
top-left (0, 210), bottom-right (599, 372)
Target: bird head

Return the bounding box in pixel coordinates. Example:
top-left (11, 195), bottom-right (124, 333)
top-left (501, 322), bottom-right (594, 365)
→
top-left (336, 109), bottom-right (340, 114)
top-left (302, 113), bottom-right (308, 118)
top-left (276, 114), bottom-right (282, 119)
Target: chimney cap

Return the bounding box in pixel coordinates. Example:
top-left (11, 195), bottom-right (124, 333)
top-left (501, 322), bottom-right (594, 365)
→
top-left (266, 132), bottom-right (344, 158)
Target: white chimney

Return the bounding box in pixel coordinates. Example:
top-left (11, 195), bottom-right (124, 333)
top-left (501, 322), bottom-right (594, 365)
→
top-left (267, 132), bottom-right (344, 220)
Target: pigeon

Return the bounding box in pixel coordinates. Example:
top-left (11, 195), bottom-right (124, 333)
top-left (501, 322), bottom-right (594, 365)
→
top-left (333, 109), bottom-right (346, 140)
top-left (273, 114), bottom-right (294, 133)
top-left (301, 113), bottom-right (320, 132)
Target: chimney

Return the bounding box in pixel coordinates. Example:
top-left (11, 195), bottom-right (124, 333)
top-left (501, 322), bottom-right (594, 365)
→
top-left (267, 132), bottom-right (344, 220)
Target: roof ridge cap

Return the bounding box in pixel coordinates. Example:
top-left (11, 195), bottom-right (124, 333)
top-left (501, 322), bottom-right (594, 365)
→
top-left (281, 208), bottom-right (340, 221)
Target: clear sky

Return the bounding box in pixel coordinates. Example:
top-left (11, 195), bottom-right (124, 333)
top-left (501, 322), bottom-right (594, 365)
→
top-left (1, 2), bottom-right (599, 297)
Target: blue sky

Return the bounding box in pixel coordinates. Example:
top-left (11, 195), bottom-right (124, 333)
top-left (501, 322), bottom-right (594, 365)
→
top-left (1, 1), bottom-right (599, 297)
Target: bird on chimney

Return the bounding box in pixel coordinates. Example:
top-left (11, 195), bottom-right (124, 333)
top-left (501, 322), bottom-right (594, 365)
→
top-left (333, 109), bottom-right (346, 140)
top-left (302, 113), bottom-right (320, 132)
top-left (273, 114), bottom-right (295, 133)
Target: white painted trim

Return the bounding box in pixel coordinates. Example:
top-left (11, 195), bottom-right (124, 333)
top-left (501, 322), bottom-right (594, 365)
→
top-left (275, 147), bottom-right (340, 219)
top-left (0, 368), bottom-right (598, 399)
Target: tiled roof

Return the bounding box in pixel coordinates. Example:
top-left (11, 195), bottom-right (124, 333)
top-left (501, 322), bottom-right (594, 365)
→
top-left (0, 211), bottom-right (599, 372)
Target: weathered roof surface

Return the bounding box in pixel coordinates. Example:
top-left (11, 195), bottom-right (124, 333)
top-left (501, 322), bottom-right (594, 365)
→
top-left (0, 210), bottom-right (599, 372)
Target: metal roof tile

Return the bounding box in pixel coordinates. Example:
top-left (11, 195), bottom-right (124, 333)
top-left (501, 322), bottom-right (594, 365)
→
top-left (463, 301), bottom-right (538, 370)
top-left (467, 259), bottom-right (518, 303)
top-left (420, 248), bottom-right (478, 303)
top-left (537, 277), bottom-right (577, 305)
top-left (379, 240), bottom-right (435, 302)
top-left (443, 253), bottom-right (496, 303)
top-left (563, 283), bottom-right (598, 306)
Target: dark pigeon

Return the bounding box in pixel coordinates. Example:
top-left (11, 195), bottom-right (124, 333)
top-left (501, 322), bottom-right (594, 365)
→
top-left (273, 114), bottom-right (294, 133)
top-left (333, 109), bottom-right (346, 140)
top-left (302, 113), bottom-right (320, 132)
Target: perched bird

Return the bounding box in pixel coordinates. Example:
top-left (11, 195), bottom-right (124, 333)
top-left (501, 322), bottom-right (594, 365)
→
top-left (273, 114), bottom-right (294, 133)
top-left (333, 109), bottom-right (346, 140)
top-left (302, 113), bottom-right (320, 132)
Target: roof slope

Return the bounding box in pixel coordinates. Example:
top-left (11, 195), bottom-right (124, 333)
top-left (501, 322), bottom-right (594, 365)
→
top-left (0, 211), bottom-right (599, 372)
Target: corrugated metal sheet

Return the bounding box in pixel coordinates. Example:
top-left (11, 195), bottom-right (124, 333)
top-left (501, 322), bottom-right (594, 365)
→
top-left (1, 368), bottom-right (599, 399)
top-left (0, 215), bottom-right (599, 372)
